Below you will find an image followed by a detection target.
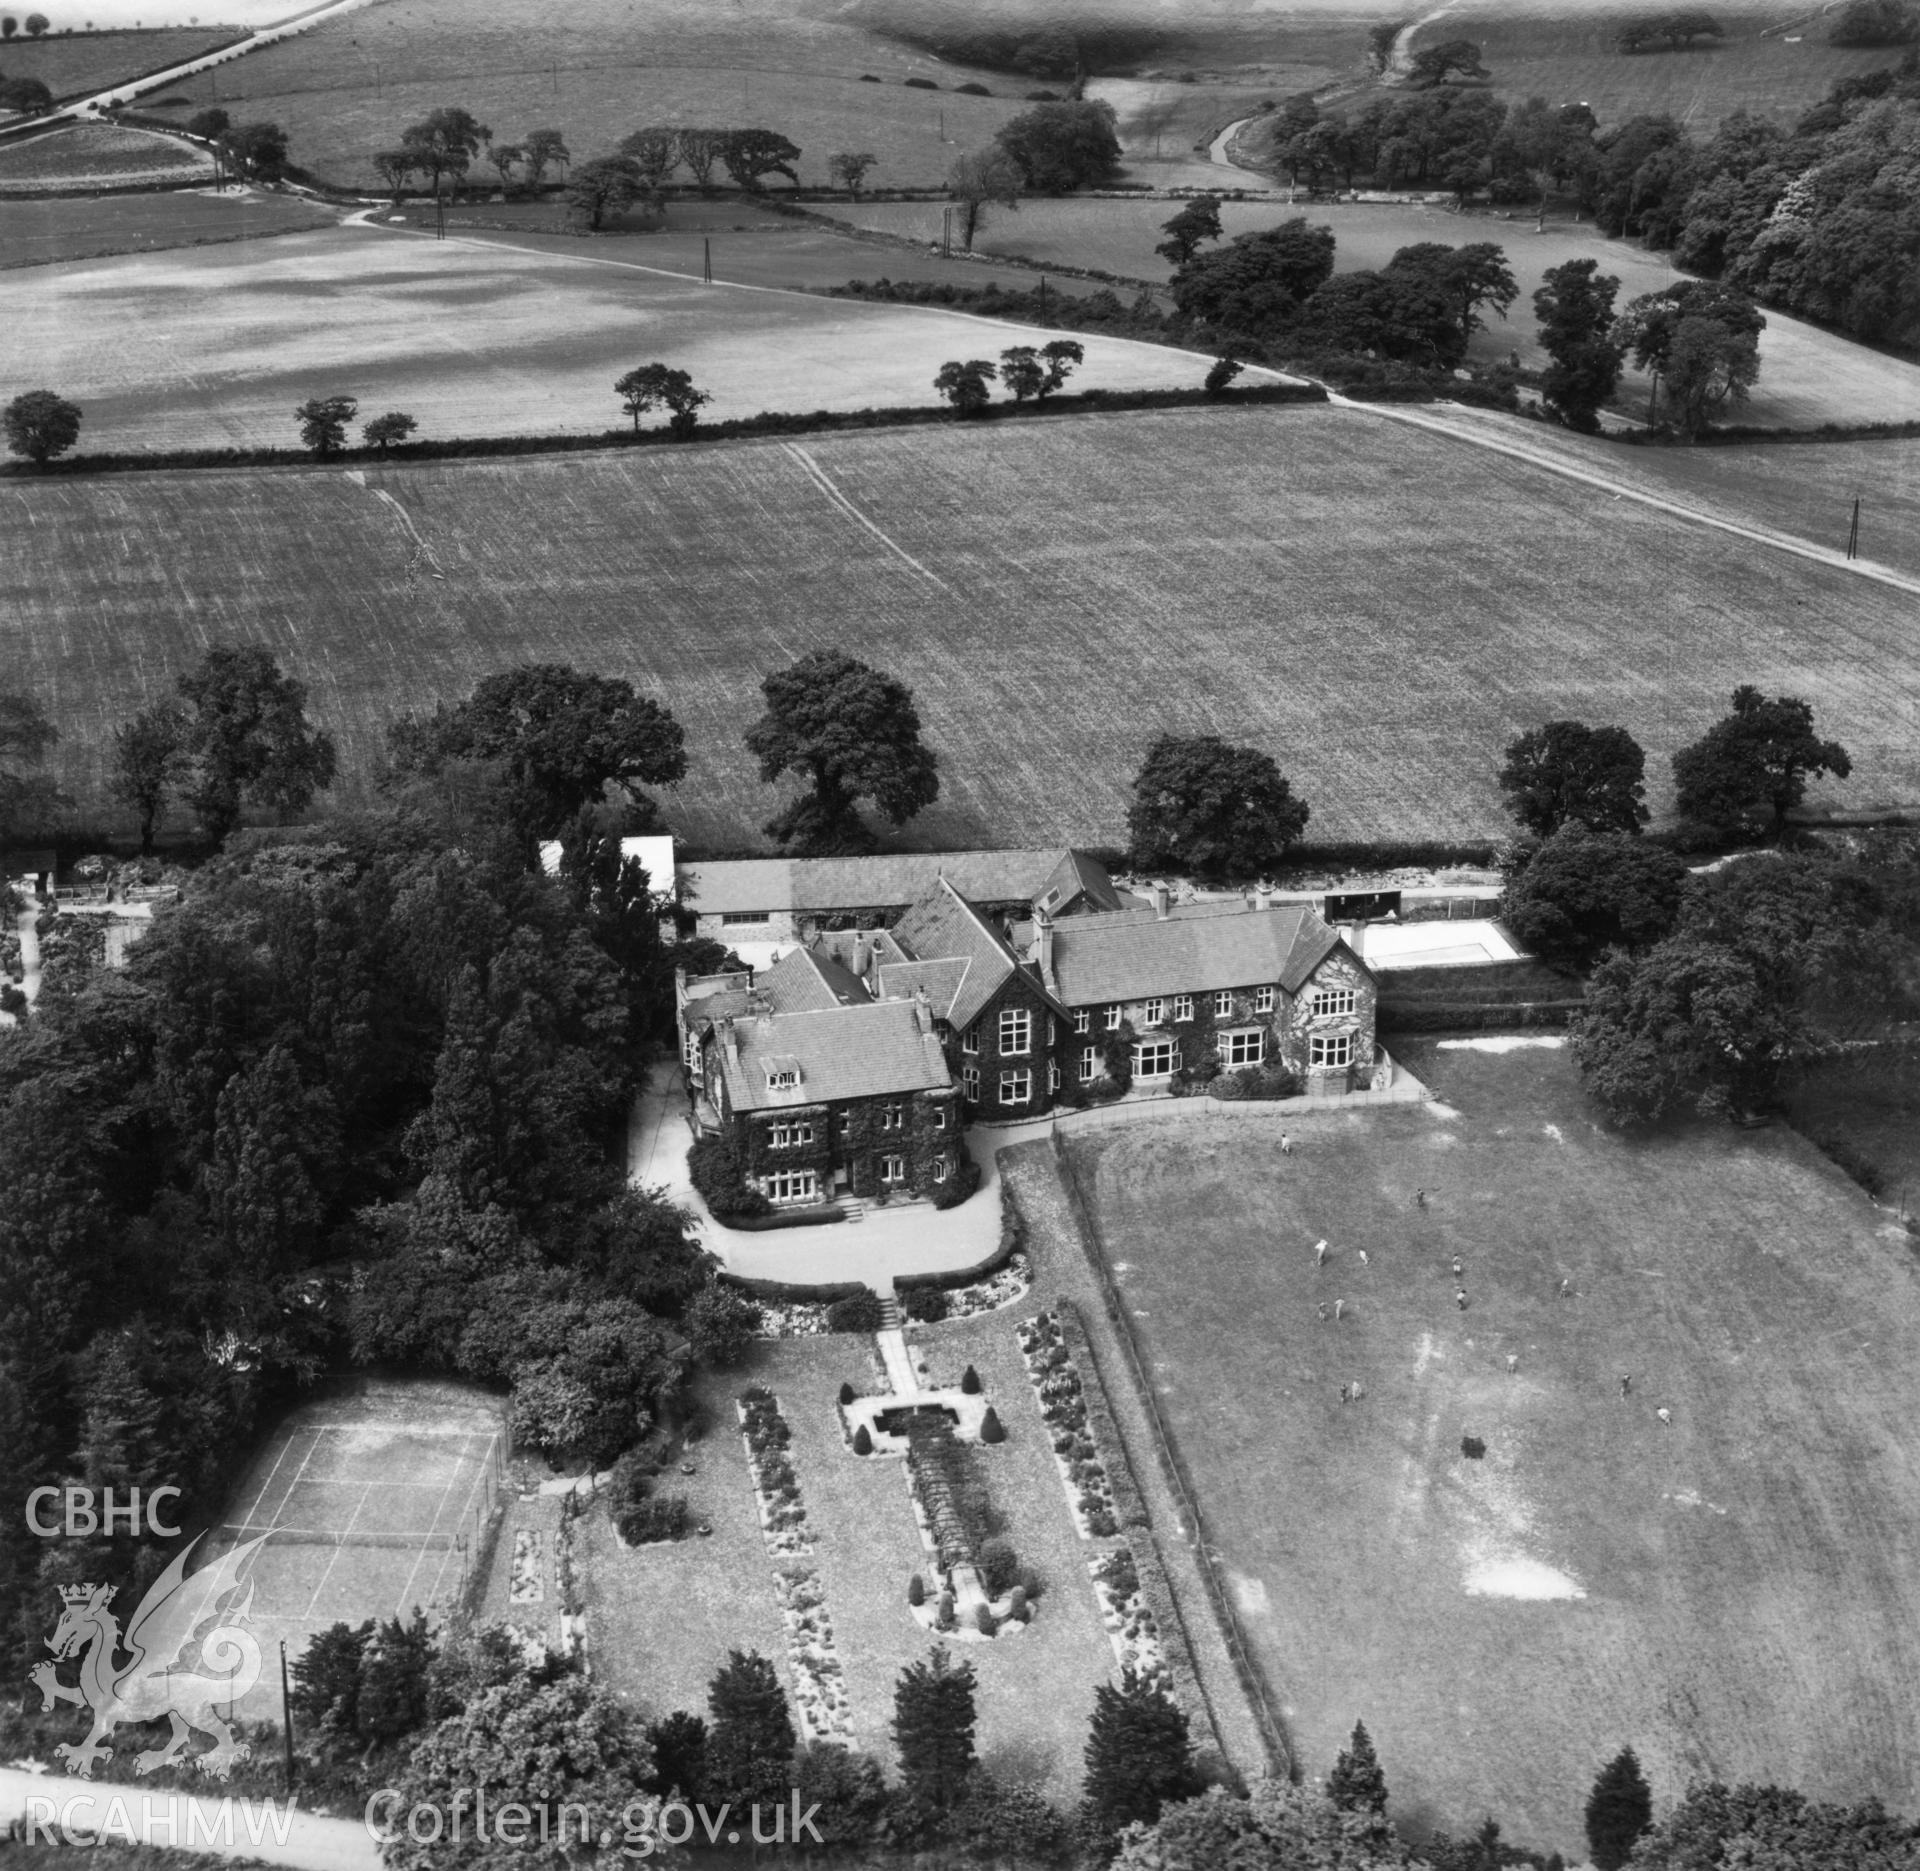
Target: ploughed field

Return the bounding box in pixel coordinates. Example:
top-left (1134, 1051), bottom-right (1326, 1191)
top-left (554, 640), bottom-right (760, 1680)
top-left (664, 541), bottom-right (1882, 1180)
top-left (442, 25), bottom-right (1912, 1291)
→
top-left (5, 404), bottom-right (1915, 851)
top-left (1068, 1039), bottom-right (1920, 1852)
top-left (0, 187), bottom-right (333, 268)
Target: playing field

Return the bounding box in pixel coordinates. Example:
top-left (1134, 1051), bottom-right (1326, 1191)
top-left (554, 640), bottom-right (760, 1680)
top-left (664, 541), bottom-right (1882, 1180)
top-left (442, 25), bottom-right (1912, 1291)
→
top-left (814, 197), bottom-right (1920, 431)
top-left (4, 403), bottom-right (1915, 852)
top-left (209, 1378), bottom-right (506, 1715)
top-left (1067, 1038), bottom-right (1920, 1851)
top-left (0, 222), bottom-right (1216, 451)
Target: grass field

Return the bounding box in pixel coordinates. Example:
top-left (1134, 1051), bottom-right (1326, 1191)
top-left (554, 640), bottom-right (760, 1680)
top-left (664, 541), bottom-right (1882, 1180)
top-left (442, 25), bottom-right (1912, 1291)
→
top-left (4, 404), bottom-right (1915, 852)
top-left (0, 25), bottom-right (246, 102)
top-left (0, 185), bottom-right (331, 265)
top-left (812, 196), bottom-right (1920, 429)
top-left (209, 1377), bottom-right (505, 1716)
top-left (1405, 0), bottom-right (1910, 131)
top-left (0, 122), bottom-right (211, 190)
top-left (1068, 1037), bottom-right (1920, 1851)
top-left (581, 1329), bottom-right (1119, 1799)
top-left (0, 222), bottom-right (1216, 450)
top-left (1782, 1049), bottom-right (1920, 1220)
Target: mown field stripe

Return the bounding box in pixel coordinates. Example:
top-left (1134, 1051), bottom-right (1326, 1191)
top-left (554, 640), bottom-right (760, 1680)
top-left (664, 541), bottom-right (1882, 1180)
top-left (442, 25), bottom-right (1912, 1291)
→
top-left (1334, 397), bottom-right (1920, 600)
top-left (782, 442), bottom-right (953, 595)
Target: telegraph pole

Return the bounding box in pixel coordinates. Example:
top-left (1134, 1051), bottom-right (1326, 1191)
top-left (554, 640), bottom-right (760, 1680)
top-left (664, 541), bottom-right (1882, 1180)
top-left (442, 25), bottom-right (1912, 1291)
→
top-left (703, 237), bottom-right (712, 283)
top-left (278, 1640), bottom-right (295, 1793)
top-left (1846, 496), bottom-right (1860, 561)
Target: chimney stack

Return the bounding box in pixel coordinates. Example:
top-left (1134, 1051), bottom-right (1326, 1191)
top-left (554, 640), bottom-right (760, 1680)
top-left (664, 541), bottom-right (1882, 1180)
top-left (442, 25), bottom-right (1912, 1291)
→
top-left (1151, 883), bottom-right (1170, 920)
top-left (1035, 907), bottom-right (1056, 987)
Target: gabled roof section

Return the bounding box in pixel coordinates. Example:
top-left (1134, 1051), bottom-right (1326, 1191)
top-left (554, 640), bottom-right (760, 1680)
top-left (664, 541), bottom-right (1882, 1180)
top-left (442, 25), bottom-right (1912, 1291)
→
top-left (714, 1002), bottom-right (954, 1111)
top-left (1033, 849), bottom-right (1125, 917)
top-left (891, 878), bottom-right (1068, 1031)
top-left (875, 957), bottom-right (971, 1017)
top-left (1044, 903), bottom-right (1350, 1007)
top-left (679, 849), bottom-right (1110, 917)
top-left (759, 945), bottom-right (873, 1014)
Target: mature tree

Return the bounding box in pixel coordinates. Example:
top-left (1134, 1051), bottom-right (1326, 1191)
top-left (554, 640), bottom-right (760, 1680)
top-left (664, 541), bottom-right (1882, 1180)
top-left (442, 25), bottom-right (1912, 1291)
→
top-left (1533, 257), bottom-right (1624, 431)
top-left (1586, 1747), bottom-right (1654, 1871)
top-left (221, 121), bottom-right (288, 182)
top-left (1406, 37), bottom-right (1491, 85)
top-left (1296, 267), bottom-right (1465, 366)
top-left (23, 10), bottom-right (45, 32)
top-left (385, 1675), bottom-right (658, 1871)
top-left (1156, 196), bottom-right (1224, 267)
top-left (933, 356), bottom-right (998, 415)
top-left (998, 338), bottom-right (1083, 402)
top-left (893, 1642), bottom-right (977, 1811)
top-left (294, 394), bottom-right (357, 456)
top-left (1083, 1669), bottom-right (1204, 1848)
top-left (612, 362), bottom-right (708, 437)
top-left (1673, 686), bottom-right (1851, 838)
top-left (565, 153), bottom-right (647, 230)
top-left (1126, 734), bottom-right (1310, 880)
top-left (172, 645), bottom-right (338, 846)
top-left (372, 147), bottom-right (415, 196)
top-left (947, 147), bottom-right (1022, 250)
top-left (203, 1037), bottom-right (339, 1280)
top-left (682, 1281), bottom-right (758, 1367)
top-left (0, 17), bottom-right (17, 38)
top-left (1500, 719), bottom-right (1650, 837)
top-left (484, 139), bottom-right (522, 191)
top-left (720, 127), bottom-right (802, 190)
top-left (3, 389), bottom-right (81, 464)
top-left (0, 75), bottom-right (50, 111)
top-left (827, 149), bottom-right (877, 196)
top-left (1329, 1720), bottom-right (1390, 1818)
top-left (705, 1649), bottom-right (796, 1812)
top-left (0, 689), bottom-right (61, 857)
top-left (521, 125), bottom-right (569, 188)
top-left (675, 126), bottom-right (728, 189)
top-left (1387, 239), bottom-right (1518, 336)
top-left (744, 650), bottom-right (939, 854)
top-left (289, 1619), bottom-right (373, 1740)
top-left (793, 1740), bottom-right (890, 1855)
top-left (388, 664), bottom-right (687, 856)
top-left (398, 104), bottom-right (490, 197)
top-left (1170, 218), bottom-right (1338, 336)
top-left (647, 1709), bottom-right (707, 1799)
top-left (108, 701), bottom-right (185, 853)
top-left (1503, 823), bottom-right (1688, 966)
top-left (618, 126), bottom-right (679, 189)
top-left (995, 98), bottom-right (1123, 190)
top-left (362, 410), bottom-right (418, 452)
top-left (1615, 282), bottom-right (1764, 431)
top-left (1615, 9), bottom-right (1724, 50)
top-left (357, 1608), bottom-right (434, 1745)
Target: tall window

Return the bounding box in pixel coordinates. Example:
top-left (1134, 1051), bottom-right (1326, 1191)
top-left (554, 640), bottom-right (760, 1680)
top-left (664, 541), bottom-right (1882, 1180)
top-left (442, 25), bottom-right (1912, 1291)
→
top-left (1173, 995), bottom-right (1194, 1021)
top-left (769, 1121), bottom-right (815, 1149)
top-left (1213, 990), bottom-right (1234, 1017)
top-left (962, 1065), bottom-right (980, 1102)
top-left (761, 1169), bottom-right (818, 1204)
top-left (1000, 1068), bottom-right (1032, 1106)
top-left (1314, 987), bottom-right (1357, 1017)
top-left (1311, 1032), bottom-right (1353, 1068)
top-left (882, 1103), bottom-right (904, 1130)
top-left (1218, 1029), bottom-right (1264, 1067)
top-left (962, 1023), bottom-right (981, 1056)
top-left (1104, 1005), bottom-right (1122, 1031)
top-left (1254, 986), bottom-right (1275, 1014)
top-left (934, 1156), bottom-right (951, 1183)
top-left (932, 1105), bottom-right (948, 1131)
top-left (1133, 1038), bottom-right (1179, 1076)
top-left (999, 1007), bottom-right (1031, 1055)
top-left (1073, 1009), bottom-right (1091, 1034)
top-left (881, 1154), bottom-right (907, 1185)
top-left (1049, 1062), bottom-right (1062, 1094)
top-left (1079, 1048), bottom-right (1100, 1084)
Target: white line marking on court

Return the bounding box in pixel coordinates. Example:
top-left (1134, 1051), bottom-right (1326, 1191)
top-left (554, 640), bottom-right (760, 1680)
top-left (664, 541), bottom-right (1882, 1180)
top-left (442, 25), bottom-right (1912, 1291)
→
top-left (301, 1436), bottom-right (365, 1620)
top-left (394, 1441), bottom-right (471, 1618)
top-left (782, 442), bottom-right (954, 594)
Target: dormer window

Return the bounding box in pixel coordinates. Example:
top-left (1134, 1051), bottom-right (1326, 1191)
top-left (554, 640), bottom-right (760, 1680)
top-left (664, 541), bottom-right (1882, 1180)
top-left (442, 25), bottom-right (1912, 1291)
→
top-left (764, 1053), bottom-right (802, 1092)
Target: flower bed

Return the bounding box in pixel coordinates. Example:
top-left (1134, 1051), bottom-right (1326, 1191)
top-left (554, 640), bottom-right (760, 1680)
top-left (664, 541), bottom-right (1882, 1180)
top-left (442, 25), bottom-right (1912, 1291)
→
top-left (754, 1297), bottom-right (834, 1339)
top-left (738, 1386), bottom-right (812, 1556)
top-left (1016, 1311), bottom-right (1119, 1538)
top-left (906, 1250), bottom-right (1034, 1324)
top-left (509, 1528), bottom-right (545, 1605)
top-left (772, 1560), bottom-right (854, 1741)
top-left (1089, 1547), bottom-right (1170, 1691)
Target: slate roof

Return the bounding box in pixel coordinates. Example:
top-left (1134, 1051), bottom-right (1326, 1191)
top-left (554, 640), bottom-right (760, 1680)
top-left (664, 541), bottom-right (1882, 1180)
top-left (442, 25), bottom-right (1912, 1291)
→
top-left (875, 957), bottom-right (971, 1016)
top-left (1042, 903), bottom-right (1348, 1007)
top-left (678, 848), bottom-right (1122, 917)
top-left (759, 945), bottom-right (873, 1014)
top-left (714, 1002), bottom-right (953, 1112)
top-left (890, 879), bottom-right (1070, 1032)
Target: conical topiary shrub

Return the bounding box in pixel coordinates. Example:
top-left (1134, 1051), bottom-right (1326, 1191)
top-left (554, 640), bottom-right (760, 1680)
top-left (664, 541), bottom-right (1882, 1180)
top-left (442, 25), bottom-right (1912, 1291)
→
top-left (935, 1592), bottom-right (955, 1630)
top-left (852, 1423), bottom-right (873, 1456)
top-left (908, 1573), bottom-right (926, 1607)
top-left (975, 1604), bottom-right (995, 1635)
top-left (838, 1381), bottom-right (856, 1407)
top-left (961, 1364), bottom-right (982, 1395)
top-left (979, 1406), bottom-right (1005, 1444)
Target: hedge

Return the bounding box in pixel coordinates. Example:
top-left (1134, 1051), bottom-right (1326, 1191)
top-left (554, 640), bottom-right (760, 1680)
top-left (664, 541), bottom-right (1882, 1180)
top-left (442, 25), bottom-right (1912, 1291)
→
top-left (895, 1180), bottom-right (1027, 1292)
top-left (720, 1201), bottom-right (848, 1231)
top-left (718, 1275), bottom-right (866, 1304)
top-left (1378, 999), bottom-right (1585, 1032)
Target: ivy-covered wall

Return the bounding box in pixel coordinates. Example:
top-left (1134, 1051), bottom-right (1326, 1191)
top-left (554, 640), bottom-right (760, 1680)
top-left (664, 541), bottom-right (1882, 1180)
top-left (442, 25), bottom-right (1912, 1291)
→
top-left (734, 1087), bottom-right (965, 1203)
top-left (1276, 947), bottom-right (1378, 1093)
top-left (950, 972), bottom-right (1068, 1120)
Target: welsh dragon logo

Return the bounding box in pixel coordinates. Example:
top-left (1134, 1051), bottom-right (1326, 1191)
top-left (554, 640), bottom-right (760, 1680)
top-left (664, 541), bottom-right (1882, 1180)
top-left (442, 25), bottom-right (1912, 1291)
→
top-left (30, 1532), bottom-right (272, 1780)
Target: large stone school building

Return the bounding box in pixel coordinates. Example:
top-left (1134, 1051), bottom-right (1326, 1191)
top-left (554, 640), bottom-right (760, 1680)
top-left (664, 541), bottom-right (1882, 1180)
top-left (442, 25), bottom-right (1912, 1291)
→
top-left (677, 848), bottom-right (1384, 1209)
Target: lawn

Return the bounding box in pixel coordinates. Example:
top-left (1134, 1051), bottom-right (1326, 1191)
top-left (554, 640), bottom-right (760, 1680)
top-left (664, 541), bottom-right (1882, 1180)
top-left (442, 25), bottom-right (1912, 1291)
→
top-left (0, 122), bottom-right (212, 190)
top-left (0, 25), bottom-right (246, 103)
top-left (577, 1329), bottom-right (1120, 1802)
top-left (1066, 1038), bottom-right (1920, 1853)
top-left (811, 195), bottom-right (1920, 429)
top-left (1781, 1048), bottom-right (1920, 1220)
top-left (154, 0), bottom-right (1023, 193)
top-left (5, 404), bottom-right (1916, 851)
top-left (0, 186), bottom-right (333, 266)
top-left (0, 222), bottom-right (1214, 450)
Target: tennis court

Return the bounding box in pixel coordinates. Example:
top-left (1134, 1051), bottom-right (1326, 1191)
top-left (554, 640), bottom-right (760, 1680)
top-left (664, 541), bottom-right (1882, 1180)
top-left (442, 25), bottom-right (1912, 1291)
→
top-left (208, 1377), bottom-right (506, 1715)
